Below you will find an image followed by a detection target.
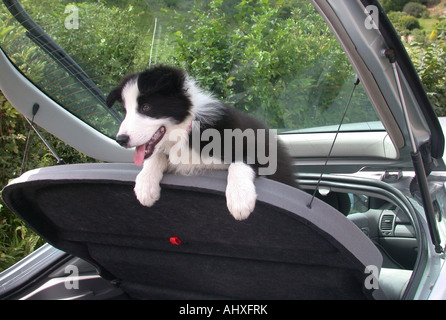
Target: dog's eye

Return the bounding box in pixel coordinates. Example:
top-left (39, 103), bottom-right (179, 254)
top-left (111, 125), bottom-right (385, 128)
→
top-left (141, 104), bottom-right (150, 113)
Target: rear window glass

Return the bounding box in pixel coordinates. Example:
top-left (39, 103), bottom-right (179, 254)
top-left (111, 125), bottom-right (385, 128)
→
top-left (0, 0), bottom-right (382, 136)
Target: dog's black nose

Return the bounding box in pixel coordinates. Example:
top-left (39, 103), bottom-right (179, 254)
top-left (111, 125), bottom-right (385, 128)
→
top-left (116, 134), bottom-right (130, 147)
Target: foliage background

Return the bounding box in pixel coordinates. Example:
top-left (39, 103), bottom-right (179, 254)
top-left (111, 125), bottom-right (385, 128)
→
top-left (385, 0), bottom-right (446, 116)
top-left (0, 0), bottom-right (445, 271)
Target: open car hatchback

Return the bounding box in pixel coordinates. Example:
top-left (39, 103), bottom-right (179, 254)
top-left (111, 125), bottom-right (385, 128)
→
top-left (1, 0), bottom-right (446, 301)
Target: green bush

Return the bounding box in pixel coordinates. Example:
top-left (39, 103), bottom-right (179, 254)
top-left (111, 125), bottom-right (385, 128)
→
top-left (381, 0), bottom-right (406, 12)
top-left (388, 10), bottom-right (410, 22)
top-left (406, 18), bottom-right (446, 116)
top-left (171, 0), bottom-right (353, 129)
top-left (387, 11), bottom-right (422, 34)
top-left (411, 28), bottom-right (427, 43)
top-left (403, 2), bottom-right (426, 18)
top-left (400, 15), bottom-right (421, 30)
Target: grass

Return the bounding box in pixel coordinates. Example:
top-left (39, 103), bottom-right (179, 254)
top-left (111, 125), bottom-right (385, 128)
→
top-left (419, 18), bottom-right (439, 33)
top-left (0, 203), bottom-right (45, 272)
top-left (418, 1), bottom-right (446, 34)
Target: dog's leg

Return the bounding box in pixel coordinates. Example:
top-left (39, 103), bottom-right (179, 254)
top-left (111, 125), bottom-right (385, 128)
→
top-left (134, 152), bottom-right (168, 207)
top-left (226, 162), bottom-right (258, 220)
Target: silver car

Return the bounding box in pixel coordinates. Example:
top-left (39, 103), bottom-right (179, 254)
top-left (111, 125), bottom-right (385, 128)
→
top-left (1, 0), bottom-right (445, 302)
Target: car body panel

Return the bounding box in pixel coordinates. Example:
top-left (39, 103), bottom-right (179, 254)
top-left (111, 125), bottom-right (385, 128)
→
top-left (313, 0), bottom-right (444, 167)
top-left (0, 49), bottom-right (133, 163)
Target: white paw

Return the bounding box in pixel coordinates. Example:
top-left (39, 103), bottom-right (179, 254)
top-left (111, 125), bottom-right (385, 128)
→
top-left (226, 162), bottom-right (257, 220)
top-left (226, 183), bottom-right (257, 220)
top-left (134, 172), bottom-right (161, 207)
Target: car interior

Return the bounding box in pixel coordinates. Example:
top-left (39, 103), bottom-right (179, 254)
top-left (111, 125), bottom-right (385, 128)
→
top-left (317, 187), bottom-right (417, 271)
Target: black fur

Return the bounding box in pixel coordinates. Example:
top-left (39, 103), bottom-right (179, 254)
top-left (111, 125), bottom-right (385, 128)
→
top-left (107, 66), bottom-right (192, 123)
top-left (191, 105), bottom-right (298, 188)
top-left (106, 73), bottom-right (138, 107)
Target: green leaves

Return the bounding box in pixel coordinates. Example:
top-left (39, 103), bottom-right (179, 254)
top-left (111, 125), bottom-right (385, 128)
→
top-left (406, 17), bottom-right (446, 116)
top-left (172, 0), bottom-right (355, 129)
top-left (0, 206), bottom-right (45, 271)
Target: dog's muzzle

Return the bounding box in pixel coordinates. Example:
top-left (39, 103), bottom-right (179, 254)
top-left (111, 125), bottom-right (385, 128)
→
top-left (116, 134), bottom-right (130, 147)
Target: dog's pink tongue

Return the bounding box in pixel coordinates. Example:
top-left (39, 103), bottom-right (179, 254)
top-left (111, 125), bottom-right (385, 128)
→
top-left (134, 145), bottom-right (146, 166)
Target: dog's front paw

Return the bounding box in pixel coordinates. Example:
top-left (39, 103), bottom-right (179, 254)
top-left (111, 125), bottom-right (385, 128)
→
top-left (226, 184), bottom-right (257, 220)
top-left (226, 163), bottom-right (257, 221)
top-left (134, 173), bottom-right (161, 207)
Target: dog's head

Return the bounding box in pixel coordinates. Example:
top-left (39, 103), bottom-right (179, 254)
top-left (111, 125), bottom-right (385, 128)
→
top-left (106, 65), bottom-right (192, 166)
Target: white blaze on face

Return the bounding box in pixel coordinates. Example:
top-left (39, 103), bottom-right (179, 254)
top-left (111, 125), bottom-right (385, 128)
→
top-left (117, 79), bottom-right (167, 166)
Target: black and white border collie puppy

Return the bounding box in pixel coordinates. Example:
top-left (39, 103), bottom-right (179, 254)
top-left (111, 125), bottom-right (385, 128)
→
top-left (106, 65), bottom-right (297, 220)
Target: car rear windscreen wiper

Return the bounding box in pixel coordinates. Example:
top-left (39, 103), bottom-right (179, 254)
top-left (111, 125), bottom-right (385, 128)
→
top-left (2, 0), bottom-right (122, 123)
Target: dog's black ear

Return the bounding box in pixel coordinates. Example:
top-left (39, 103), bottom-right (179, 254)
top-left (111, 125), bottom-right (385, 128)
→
top-left (106, 73), bottom-right (139, 107)
top-left (138, 65), bottom-right (185, 96)
top-left (106, 86), bottom-right (123, 108)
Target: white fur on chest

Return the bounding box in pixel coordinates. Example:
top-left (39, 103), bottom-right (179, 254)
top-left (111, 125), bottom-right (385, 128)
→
top-left (166, 142), bottom-right (229, 175)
